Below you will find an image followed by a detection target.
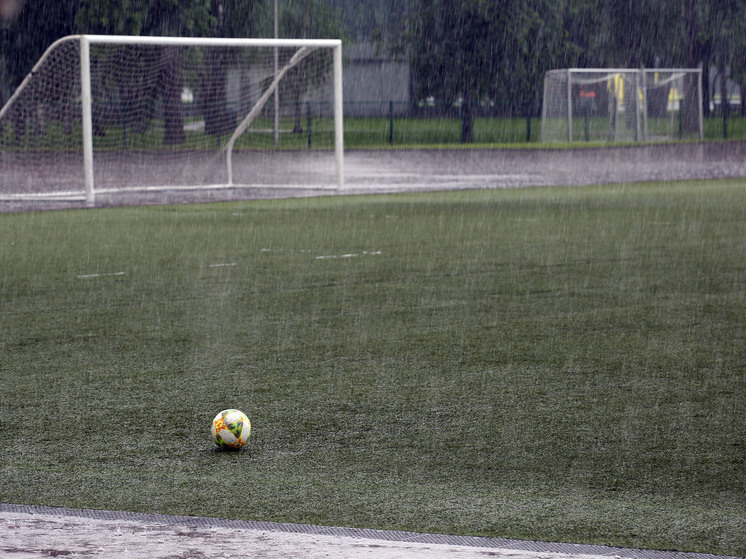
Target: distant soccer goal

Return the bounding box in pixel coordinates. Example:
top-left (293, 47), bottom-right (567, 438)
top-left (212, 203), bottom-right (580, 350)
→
top-left (0, 35), bottom-right (344, 206)
top-left (541, 68), bottom-right (703, 144)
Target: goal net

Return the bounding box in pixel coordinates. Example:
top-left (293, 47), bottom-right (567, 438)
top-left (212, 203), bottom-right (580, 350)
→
top-left (541, 68), bottom-right (703, 143)
top-left (0, 35), bottom-right (343, 206)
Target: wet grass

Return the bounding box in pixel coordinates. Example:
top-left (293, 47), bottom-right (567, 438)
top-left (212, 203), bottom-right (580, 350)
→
top-left (4, 115), bottom-right (744, 151)
top-left (0, 179), bottom-right (744, 555)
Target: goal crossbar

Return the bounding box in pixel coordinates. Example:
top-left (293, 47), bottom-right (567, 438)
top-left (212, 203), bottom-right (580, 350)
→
top-left (0, 35), bottom-right (344, 206)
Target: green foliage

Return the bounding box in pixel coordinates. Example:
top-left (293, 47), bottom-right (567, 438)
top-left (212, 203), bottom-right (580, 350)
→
top-left (395, 0), bottom-right (746, 137)
top-left (402, 0), bottom-right (573, 141)
top-left (279, 0), bottom-right (341, 39)
top-left (2, 1), bottom-right (746, 139)
top-left (276, 0), bottom-right (344, 132)
top-left (218, 0), bottom-right (270, 38)
top-left (75, 0), bottom-right (215, 36)
top-left (0, 180), bottom-right (744, 555)
top-left (76, 0), bottom-right (270, 38)
top-left (326, 0), bottom-right (405, 41)
top-left (0, 0), bottom-right (79, 90)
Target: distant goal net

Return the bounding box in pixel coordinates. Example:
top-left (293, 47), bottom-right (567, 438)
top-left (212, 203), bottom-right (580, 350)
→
top-left (0, 35), bottom-right (343, 206)
top-left (541, 68), bottom-right (703, 143)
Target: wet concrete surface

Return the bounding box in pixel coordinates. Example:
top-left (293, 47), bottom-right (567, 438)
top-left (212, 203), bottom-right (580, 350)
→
top-left (342, 142), bottom-right (746, 193)
top-left (1, 142), bottom-right (745, 212)
top-left (2, 507), bottom-right (739, 559)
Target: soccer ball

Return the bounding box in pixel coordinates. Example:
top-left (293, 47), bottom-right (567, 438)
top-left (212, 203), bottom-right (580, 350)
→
top-left (212, 409), bottom-right (251, 449)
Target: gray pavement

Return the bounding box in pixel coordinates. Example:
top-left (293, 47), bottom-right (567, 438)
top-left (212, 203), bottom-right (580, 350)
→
top-left (1, 504), bottom-right (742, 559)
top-left (1, 142), bottom-right (745, 212)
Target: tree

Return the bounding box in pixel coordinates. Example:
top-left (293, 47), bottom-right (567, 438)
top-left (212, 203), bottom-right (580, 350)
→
top-left (76, 0), bottom-right (217, 37)
top-left (75, 0), bottom-right (218, 144)
top-left (279, 0), bottom-right (343, 133)
top-left (197, 0), bottom-right (270, 137)
top-left (696, 0), bottom-right (746, 119)
top-left (402, 0), bottom-right (573, 142)
top-left (326, 0), bottom-right (406, 42)
top-left (1, 0), bottom-right (79, 90)
top-left (0, 0), bottom-right (80, 141)
top-left (589, 0), bottom-right (681, 67)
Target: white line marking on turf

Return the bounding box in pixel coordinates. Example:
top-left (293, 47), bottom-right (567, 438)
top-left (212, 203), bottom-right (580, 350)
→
top-left (316, 251), bottom-right (381, 260)
top-left (209, 263), bottom-right (238, 268)
top-left (94, 183), bottom-right (338, 193)
top-left (77, 272), bottom-right (126, 279)
top-left (353, 173), bottom-right (533, 180)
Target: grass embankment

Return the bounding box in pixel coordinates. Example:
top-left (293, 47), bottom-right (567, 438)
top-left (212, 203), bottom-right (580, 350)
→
top-left (0, 180), bottom-right (744, 555)
top-left (4, 114), bottom-right (745, 151)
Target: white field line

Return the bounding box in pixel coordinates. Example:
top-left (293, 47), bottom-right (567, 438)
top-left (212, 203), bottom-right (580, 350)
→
top-left (351, 173), bottom-right (533, 180)
top-left (0, 184), bottom-right (337, 201)
top-left (77, 272), bottom-right (126, 279)
top-left (316, 250), bottom-right (382, 260)
top-left (92, 183), bottom-right (339, 193)
top-left (0, 174), bottom-right (538, 202)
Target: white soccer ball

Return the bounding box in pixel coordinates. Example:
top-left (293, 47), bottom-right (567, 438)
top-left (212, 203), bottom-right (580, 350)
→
top-left (212, 409), bottom-right (251, 449)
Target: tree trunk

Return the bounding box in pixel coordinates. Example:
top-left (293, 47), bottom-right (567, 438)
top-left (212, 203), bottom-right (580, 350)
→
top-left (161, 47), bottom-right (185, 145)
top-left (119, 47), bottom-right (158, 135)
top-left (202, 48), bottom-right (234, 138)
top-left (681, 0), bottom-right (701, 134)
top-left (719, 62), bottom-right (729, 118)
top-left (292, 4), bottom-right (313, 134)
top-left (701, 51), bottom-right (710, 118)
top-left (460, 91), bottom-right (477, 143)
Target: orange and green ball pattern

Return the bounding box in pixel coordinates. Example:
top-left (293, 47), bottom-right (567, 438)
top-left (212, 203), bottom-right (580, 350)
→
top-left (212, 409), bottom-right (251, 448)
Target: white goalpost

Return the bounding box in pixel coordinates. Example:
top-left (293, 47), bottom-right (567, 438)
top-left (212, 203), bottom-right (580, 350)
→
top-left (541, 68), bottom-right (703, 144)
top-left (0, 35), bottom-right (344, 206)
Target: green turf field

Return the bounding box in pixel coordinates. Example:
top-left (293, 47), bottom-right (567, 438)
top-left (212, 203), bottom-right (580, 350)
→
top-left (1, 180), bottom-right (744, 555)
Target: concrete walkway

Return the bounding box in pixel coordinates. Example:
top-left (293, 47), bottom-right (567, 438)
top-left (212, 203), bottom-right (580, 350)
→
top-left (1, 505), bottom-right (740, 559)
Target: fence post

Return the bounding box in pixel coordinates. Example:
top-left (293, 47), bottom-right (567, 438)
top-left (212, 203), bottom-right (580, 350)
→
top-left (584, 101), bottom-right (590, 142)
top-left (306, 101), bottom-right (312, 148)
top-left (678, 105), bottom-right (683, 139)
top-left (525, 99), bottom-right (531, 142)
top-left (723, 99), bottom-right (729, 139)
top-left (389, 101), bottom-right (394, 145)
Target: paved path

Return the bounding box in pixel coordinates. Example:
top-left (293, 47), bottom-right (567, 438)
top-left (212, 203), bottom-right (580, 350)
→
top-left (2, 142), bottom-right (745, 212)
top-left (1, 505), bottom-right (741, 559)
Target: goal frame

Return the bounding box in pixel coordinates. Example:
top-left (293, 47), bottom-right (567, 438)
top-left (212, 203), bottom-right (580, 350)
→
top-left (1, 35), bottom-right (344, 206)
top-left (540, 68), bottom-right (703, 144)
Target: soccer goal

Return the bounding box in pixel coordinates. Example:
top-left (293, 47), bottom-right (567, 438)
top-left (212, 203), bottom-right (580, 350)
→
top-left (541, 68), bottom-right (703, 143)
top-left (0, 35), bottom-right (344, 206)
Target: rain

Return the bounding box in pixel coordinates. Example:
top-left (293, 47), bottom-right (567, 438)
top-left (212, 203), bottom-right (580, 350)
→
top-left (0, 1), bottom-right (745, 558)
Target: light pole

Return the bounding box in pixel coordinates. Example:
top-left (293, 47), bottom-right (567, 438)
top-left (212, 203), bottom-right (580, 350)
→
top-left (273, 0), bottom-right (279, 146)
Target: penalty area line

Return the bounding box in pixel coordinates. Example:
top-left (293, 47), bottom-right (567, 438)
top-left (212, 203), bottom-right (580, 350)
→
top-left (77, 271), bottom-right (126, 279)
